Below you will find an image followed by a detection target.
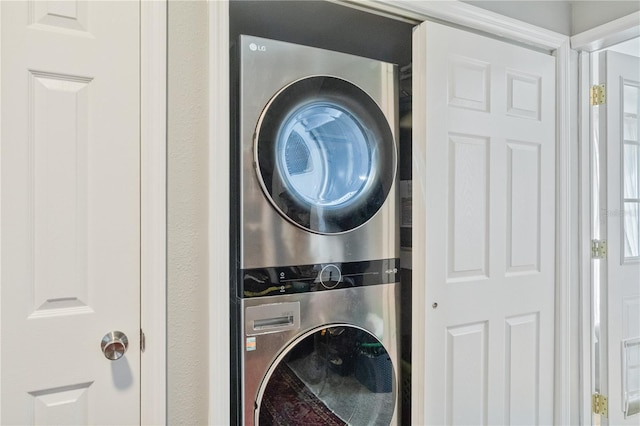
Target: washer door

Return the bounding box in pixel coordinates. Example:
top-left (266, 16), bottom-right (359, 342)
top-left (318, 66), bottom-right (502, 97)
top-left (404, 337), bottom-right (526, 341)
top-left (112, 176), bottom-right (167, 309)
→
top-left (255, 76), bottom-right (396, 234)
top-left (256, 326), bottom-right (396, 426)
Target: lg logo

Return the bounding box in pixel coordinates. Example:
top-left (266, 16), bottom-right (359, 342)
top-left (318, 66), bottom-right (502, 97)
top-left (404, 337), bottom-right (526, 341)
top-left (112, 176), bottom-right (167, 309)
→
top-left (249, 43), bottom-right (266, 52)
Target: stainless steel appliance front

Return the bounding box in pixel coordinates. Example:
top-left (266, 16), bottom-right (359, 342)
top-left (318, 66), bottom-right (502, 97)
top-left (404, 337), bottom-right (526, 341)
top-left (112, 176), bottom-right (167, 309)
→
top-left (239, 35), bottom-right (399, 269)
top-left (240, 283), bottom-right (400, 426)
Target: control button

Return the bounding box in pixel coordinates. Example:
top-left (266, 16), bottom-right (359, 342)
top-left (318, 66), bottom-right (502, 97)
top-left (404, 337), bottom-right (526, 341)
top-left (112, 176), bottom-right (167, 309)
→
top-left (319, 264), bottom-right (341, 289)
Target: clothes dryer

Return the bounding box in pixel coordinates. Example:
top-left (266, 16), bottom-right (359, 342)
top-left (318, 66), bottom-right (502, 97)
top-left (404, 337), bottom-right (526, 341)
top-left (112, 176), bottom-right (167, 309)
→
top-left (236, 35), bottom-right (399, 275)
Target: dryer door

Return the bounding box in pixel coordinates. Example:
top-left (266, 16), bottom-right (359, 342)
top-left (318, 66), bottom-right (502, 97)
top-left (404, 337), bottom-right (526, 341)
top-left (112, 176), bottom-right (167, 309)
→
top-left (255, 76), bottom-right (396, 234)
top-left (256, 326), bottom-right (397, 426)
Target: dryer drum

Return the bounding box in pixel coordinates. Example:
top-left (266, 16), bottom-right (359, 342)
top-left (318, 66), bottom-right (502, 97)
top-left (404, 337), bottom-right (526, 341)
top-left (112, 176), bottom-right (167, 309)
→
top-left (255, 76), bottom-right (397, 234)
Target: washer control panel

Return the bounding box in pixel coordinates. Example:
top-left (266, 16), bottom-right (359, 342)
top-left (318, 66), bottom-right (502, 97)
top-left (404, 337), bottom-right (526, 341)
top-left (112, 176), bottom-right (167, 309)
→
top-left (239, 258), bottom-right (399, 298)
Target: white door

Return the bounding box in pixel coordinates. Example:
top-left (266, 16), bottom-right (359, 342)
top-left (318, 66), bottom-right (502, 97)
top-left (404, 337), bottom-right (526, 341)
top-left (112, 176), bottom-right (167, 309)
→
top-left (1, 1), bottom-right (141, 424)
top-left (598, 50), bottom-right (640, 423)
top-left (413, 21), bottom-right (556, 424)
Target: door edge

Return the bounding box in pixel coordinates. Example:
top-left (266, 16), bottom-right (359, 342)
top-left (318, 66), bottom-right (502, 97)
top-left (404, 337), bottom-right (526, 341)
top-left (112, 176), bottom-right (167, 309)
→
top-left (141, 1), bottom-right (168, 425)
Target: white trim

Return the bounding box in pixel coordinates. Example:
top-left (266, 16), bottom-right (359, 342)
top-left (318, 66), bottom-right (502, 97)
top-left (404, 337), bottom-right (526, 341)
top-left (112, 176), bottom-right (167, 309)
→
top-left (208, 1), bottom-right (230, 425)
top-left (410, 21), bottom-right (427, 425)
top-left (554, 39), bottom-right (573, 426)
top-left (571, 12), bottom-right (640, 52)
top-left (140, 1), bottom-right (167, 424)
top-left (578, 51), bottom-right (593, 426)
top-left (332, 0), bottom-right (422, 24)
top-left (0, 1), bottom-right (3, 421)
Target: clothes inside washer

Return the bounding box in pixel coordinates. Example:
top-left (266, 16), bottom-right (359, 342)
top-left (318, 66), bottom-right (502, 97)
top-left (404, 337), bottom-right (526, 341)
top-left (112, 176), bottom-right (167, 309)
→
top-left (258, 362), bottom-right (347, 426)
top-left (258, 327), bottom-right (395, 426)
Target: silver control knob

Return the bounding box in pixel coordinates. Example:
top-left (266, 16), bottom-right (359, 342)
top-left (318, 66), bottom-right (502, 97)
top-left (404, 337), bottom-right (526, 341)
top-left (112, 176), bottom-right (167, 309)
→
top-left (101, 331), bottom-right (129, 361)
top-left (319, 264), bottom-right (342, 289)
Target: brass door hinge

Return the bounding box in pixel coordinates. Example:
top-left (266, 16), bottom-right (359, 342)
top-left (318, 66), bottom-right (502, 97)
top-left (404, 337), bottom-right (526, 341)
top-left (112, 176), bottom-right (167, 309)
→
top-left (592, 393), bottom-right (608, 417)
top-left (592, 239), bottom-right (607, 259)
top-left (590, 84), bottom-right (606, 106)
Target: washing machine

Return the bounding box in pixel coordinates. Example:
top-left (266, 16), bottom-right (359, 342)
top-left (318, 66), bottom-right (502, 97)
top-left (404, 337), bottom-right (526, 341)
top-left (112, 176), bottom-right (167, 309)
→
top-left (241, 285), bottom-right (399, 426)
top-left (232, 35), bottom-right (400, 425)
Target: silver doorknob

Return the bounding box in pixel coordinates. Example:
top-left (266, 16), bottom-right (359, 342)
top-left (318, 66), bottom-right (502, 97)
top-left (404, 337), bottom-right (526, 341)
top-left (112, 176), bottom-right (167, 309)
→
top-left (101, 331), bottom-right (129, 360)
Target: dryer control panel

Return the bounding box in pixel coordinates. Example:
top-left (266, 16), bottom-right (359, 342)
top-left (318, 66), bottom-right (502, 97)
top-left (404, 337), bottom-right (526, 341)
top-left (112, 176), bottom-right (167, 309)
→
top-left (239, 258), bottom-right (399, 298)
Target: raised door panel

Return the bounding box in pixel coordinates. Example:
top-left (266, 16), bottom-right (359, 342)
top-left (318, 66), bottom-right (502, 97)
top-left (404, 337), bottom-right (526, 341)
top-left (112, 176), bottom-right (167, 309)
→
top-left (506, 141), bottom-right (541, 275)
top-left (505, 313), bottom-right (540, 424)
top-left (29, 71), bottom-right (93, 317)
top-left (445, 322), bottom-right (489, 425)
top-left (448, 134), bottom-right (490, 281)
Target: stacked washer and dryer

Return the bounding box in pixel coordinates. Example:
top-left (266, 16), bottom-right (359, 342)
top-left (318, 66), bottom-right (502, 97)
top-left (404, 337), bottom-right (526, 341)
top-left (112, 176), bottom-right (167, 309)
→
top-left (232, 35), bottom-right (400, 426)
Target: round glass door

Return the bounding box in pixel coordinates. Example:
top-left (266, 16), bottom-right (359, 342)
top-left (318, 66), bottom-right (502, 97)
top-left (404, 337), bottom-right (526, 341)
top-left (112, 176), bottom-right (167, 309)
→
top-left (255, 77), bottom-right (396, 234)
top-left (256, 326), bottom-right (396, 426)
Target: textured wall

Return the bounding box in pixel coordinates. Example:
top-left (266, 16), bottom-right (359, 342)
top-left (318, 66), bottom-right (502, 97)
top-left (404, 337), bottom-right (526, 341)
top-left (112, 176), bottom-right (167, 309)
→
top-left (167, 1), bottom-right (209, 424)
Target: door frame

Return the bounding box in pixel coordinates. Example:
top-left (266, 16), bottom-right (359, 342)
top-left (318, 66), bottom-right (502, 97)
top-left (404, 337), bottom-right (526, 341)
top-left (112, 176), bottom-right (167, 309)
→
top-left (207, 1), bottom-right (571, 424)
top-left (140, 0), bottom-right (167, 425)
top-left (209, 2), bottom-right (231, 423)
top-left (571, 11), bottom-right (640, 425)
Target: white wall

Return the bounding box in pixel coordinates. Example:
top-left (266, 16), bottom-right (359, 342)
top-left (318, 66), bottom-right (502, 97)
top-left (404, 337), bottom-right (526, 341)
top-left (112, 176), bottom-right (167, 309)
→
top-left (572, 1), bottom-right (640, 35)
top-left (463, 1), bottom-right (640, 36)
top-left (167, 1), bottom-right (210, 424)
top-left (463, 0), bottom-right (572, 35)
